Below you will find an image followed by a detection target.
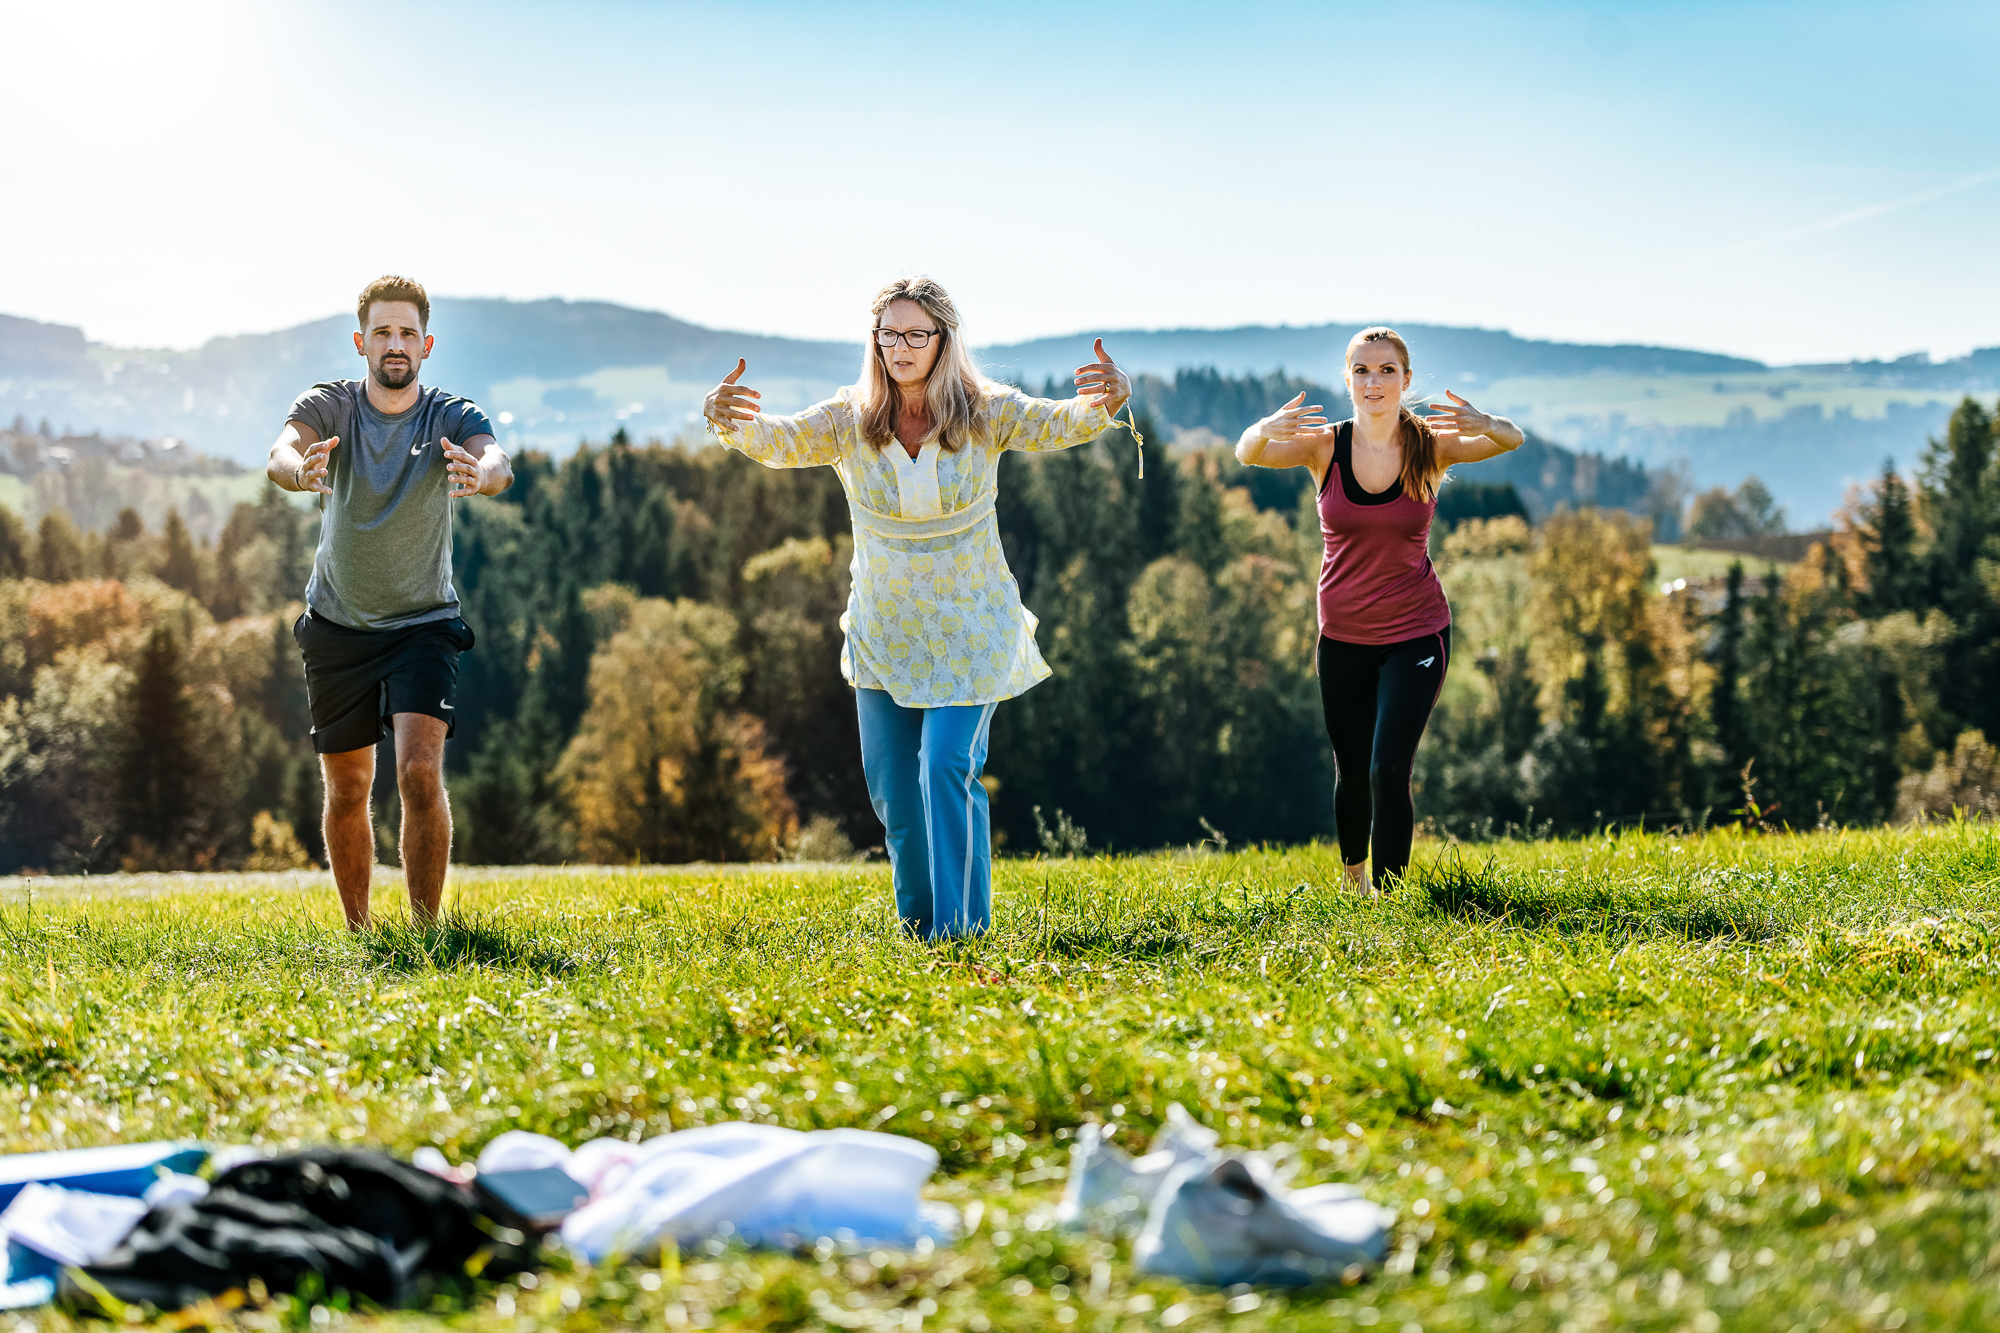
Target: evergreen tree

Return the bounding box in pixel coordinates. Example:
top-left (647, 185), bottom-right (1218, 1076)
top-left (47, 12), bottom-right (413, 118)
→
top-left (1918, 397), bottom-right (1995, 615)
top-left (1858, 460), bottom-right (1919, 615)
top-left (1917, 397), bottom-right (1999, 737)
top-left (1710, 562), bottom-right (1748, 776)
top-left (119, 621), bottom-right (200, 860)
top-left (258, 615), bottom-right (324, 864)
top-left (35, 510), bottom-right (87, 582)
top-left (157, 508), bottom-right (203, 597)
top-left (0, 504), bottom-right (28, 579)
top-left (101, 507), bottom-right (144, 580)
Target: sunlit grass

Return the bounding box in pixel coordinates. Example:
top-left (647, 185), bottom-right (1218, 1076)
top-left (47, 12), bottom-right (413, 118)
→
top-left (4, 823), bottom-right (1999, 1330)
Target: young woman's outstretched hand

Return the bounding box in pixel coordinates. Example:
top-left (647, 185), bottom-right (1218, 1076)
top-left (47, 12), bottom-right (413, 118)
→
top-left (1420, 390), bottom-right (1525, 458)
top-left (1072, 338), bottom-right (1132, 415)
top-left (1235, 392), bottom-right (1331, 467)
top-left (703, 358), bottom-right (761, 429)
top-left (1419, 390), bottom-right (1498, 438)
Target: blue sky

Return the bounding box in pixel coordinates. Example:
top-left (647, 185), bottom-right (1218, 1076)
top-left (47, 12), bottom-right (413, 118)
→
top-left (2, 0), bottom-right (1994, 363)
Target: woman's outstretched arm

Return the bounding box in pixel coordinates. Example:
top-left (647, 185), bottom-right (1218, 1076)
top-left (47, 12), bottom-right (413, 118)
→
top-left (1236, 392), bottom-right (1332, 470)
top-left (1423, 390), bottom-right (1525, 464)
top-left (992, 339), bottom-right (1133, 453)
top-left (703, 357), bottom-right (845, 468)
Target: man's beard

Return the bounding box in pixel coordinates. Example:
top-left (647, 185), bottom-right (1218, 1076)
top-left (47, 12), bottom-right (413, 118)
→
top-left (372, 357), bottom-right (416, 390)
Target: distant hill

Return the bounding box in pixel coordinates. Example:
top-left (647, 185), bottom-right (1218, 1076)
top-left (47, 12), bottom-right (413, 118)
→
top-left (0, 313), bottom-right (92, 377)
top-left (0, 299), bottom-right (859, 468)
top-left (2, 296), bottom-right (1994, 522)
top-left (982, 321), bottom-right (1765, 389)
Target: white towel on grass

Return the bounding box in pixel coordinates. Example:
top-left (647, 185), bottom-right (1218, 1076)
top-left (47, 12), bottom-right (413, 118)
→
top-left (478, 1122), bottom-right (955, 1261)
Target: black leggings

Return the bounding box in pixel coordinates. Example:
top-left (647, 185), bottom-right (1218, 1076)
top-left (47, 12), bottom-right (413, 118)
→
top-left (1317, 627), bottom-right (1451, 887)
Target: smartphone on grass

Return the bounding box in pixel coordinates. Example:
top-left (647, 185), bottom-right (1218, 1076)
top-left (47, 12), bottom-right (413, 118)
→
top-left (476, 1168), bottom-right (591, 1231)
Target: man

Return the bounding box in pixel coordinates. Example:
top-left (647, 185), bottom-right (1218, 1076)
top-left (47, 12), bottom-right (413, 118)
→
top-left (266, 275), bottom-right (512, 929)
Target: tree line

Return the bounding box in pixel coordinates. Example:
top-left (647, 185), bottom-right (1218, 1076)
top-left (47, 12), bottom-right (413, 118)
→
top-left (0, 383), bottom-right (1993, 874)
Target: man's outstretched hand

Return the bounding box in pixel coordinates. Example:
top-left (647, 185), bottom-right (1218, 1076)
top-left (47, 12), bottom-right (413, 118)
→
top-left (444, 439), bottom-right (498, 497)
top-left (298, 434), bottom-right (338, 494)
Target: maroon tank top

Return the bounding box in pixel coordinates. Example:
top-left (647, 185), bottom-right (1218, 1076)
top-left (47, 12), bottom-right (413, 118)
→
top-left (1316, 421), bottom-right (1452, 644)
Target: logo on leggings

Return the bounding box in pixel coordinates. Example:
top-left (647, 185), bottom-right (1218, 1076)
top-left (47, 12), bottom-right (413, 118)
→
top-left (1418, 656), bottom-right (1436, 668)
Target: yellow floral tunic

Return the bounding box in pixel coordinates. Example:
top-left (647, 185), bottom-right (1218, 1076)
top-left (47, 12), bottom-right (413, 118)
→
top-left (715, 384), bottom-right (1115, 708)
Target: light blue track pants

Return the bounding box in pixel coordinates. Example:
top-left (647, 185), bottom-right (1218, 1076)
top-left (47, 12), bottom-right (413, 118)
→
top-left (856, 688), bottom-right (998, 941)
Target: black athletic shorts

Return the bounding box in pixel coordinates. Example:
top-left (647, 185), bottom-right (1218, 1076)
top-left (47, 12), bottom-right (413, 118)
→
top-left (292, 610), bottom-right (476, 755)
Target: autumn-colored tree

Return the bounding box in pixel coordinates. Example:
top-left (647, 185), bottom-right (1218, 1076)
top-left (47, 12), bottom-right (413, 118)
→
top-left (1524, 509), bottom-right (1686, 824)
top-left (558, 598), bottom-right (795, 863)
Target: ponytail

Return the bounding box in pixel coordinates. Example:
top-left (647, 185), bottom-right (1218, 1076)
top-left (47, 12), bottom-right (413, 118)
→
top-left (1397, 403), bottom-right (1443, 503)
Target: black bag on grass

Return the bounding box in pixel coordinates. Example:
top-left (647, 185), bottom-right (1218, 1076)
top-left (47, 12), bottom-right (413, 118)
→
top-left (67, 1149), bottom-right (536, 1314)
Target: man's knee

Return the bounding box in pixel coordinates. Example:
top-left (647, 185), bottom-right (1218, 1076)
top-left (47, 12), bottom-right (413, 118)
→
top-left (322, 752), bottom-right (374, 811)
top-left (396, 750), bottom-right (445, 800)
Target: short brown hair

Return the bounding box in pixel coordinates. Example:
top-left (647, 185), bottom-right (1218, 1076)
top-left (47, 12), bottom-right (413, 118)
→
top-left (357, 275), bottom-right (429, 330)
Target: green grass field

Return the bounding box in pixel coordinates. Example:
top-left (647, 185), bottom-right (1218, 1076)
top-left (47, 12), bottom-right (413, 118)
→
top-left (5, 825), bottom-right (1999, 1331)
top-left (1648, 546), bottom-right (1793, 586)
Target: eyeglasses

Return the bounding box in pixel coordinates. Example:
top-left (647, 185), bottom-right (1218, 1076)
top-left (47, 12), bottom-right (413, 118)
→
top-left (875, 328), bottom-right (941, 349)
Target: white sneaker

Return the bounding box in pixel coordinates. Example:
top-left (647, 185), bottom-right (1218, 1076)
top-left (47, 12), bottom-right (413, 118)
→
top-left (1057, 1105), bottom-right (1219, 1234)
top-left (1133, 1152), bottom-right (1394, 1287)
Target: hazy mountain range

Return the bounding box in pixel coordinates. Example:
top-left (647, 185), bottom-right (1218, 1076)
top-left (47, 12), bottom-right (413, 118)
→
top-left (3, 298), bottom-right (1995, 522)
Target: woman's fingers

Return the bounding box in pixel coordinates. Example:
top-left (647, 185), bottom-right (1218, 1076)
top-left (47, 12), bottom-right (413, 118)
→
top-left (707, 376), bottom-right (762, 425)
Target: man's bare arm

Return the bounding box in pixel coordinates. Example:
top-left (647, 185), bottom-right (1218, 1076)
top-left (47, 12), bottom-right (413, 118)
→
top-left (268, 421), bottom-right (336, 494)
top-left (445, 432), bottom-right (512, 497)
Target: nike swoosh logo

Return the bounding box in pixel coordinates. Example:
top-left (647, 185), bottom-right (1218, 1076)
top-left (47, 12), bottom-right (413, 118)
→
top-left (440, 701), bottom-right (454, 710)
top-left (1418, 656), bottom-right (1436, 667)
top-left (410, 441), bottom-right (425, 455)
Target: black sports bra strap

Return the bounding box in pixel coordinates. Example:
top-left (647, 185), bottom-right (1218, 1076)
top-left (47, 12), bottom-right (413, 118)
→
top-left (1319, 420), bottom-right (1352, 497)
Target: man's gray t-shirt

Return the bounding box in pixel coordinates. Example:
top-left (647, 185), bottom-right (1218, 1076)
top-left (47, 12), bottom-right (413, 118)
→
top-left (287, 380), bottom-right (494, 631)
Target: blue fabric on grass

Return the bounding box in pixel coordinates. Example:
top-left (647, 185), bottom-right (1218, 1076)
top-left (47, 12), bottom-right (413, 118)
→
top-left (856, 688), bottom-right (997, 940)
top-left (0, 1143), bottom-right (209, 1213)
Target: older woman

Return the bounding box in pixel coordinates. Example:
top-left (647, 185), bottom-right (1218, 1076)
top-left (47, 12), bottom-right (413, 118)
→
top-left (703, 275), bottom-right (1130, 940)
top-left (1237, 327), bottom-right (1524, 893)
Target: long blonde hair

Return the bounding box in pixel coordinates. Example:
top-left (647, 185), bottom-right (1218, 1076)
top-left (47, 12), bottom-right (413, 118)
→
top-left (1346, 326), bottom-right (1444, 502)
top-left (859, 275), bottom-right (989, 452)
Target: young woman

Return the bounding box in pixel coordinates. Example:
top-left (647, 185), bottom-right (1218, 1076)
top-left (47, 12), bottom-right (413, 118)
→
top-left (1236, 327), bottom-right (1524, 892)
top-left (703, 275), bottom-right (1129, 940)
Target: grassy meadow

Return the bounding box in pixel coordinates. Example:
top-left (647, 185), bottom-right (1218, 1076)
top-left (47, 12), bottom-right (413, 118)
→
top-left (1646, 546), bottom-right (1782, 586)
top-left (4, 824), bottom-right (2000, 1331)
